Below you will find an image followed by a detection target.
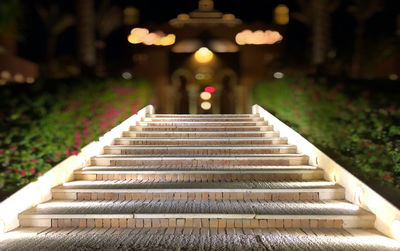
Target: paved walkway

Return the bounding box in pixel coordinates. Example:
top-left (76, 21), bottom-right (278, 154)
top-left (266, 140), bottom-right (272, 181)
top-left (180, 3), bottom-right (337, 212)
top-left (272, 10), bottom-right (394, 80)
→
top-left (1, 227), bottom-right (400, 250)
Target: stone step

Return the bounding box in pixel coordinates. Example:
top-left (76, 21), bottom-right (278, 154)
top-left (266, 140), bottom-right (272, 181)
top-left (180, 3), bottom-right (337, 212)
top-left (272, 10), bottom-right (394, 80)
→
top-left (130, 125), bottom-right (274, 132)
top-left (121, 131), bottom-right (280, 138)
top-left (75, 166), bottom-right (323, 181)
top-left (104, 145), bottom-right (297, 155)
top-left (147, 114), bottom-right (257, 118)
top-left (136, 121), bottom-right (268, 126)
top-left (114, 137), bottom-right (288, 146)
top-left (19, 200), bottom-right (374, 229)
top-left (91, 155), bottom-right (309, 166)
top-left (142, 117), bottom-right (265, 122)
top-left (52, 180), bottom-right (343, 201)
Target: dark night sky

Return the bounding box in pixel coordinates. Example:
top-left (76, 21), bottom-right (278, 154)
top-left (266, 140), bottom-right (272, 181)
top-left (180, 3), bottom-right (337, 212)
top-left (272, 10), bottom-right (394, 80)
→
top-left (17, 0), bottom-right (400, 63)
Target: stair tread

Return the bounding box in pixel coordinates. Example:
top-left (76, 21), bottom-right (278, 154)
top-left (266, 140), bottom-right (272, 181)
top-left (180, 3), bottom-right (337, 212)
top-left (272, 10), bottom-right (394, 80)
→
top-left (81, 165), bottom-right (319, 172)
top-left (54, 180), bottom-right (340, 190)
top-left (80, 166), bottom-right (321, 172)
top-left (106, 145), bottom-right (296, 149)
top-left (116, 137), bottom-right (285, 140)
top-left (21, 200), bottom-right (372, 217)
top-left (93, 154), bottom-right (307, 158)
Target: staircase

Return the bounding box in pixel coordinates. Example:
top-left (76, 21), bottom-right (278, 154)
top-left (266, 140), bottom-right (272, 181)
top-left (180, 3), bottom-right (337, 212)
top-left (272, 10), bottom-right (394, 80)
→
top-left (19, 113), bottom-right (376, 231)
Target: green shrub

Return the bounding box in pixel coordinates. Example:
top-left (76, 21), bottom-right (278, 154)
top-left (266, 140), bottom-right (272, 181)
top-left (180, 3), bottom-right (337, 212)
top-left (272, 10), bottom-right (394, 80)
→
top-left (253, 78), bottom-right (400, 188)
top-left (0, 78), bottom-right (152, 192)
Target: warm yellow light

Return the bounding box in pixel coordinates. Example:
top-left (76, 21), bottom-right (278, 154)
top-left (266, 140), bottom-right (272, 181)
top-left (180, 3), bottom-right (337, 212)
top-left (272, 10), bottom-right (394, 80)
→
top-left (331, 172), bottom-right (337, 183)
top-left (194, 47), bottom-right (214, 63)
top-left (223, 14), bottom-right (235, 20)
top-left (201, 101), bottom-right (211, 110)
top-left (26, 77), bottom-right (35, 84)
top-left (274, 4), bottom-right (289, 25)
top-left (392, 220), bottom-right (400, 240)
top-left (157, 34), bottom-right (176, 46)
top-left (235, 30), bottom-right (283, 45)
top-left (1, 71), bottom-right (11, 80)
top-left (200, 92), bottom-right (211, 100)
top-left (177, 14), bottom-right (189, 20)
top-left (127, 34), bottom-right (140, 44)
top-left (14, 73), bottom-right (24, 83)
top-left (355, 187), bottom-right (363, 206)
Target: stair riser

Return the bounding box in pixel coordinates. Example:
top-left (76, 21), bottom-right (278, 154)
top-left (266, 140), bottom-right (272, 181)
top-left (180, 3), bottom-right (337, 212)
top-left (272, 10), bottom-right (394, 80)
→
top-left (75, 171), bottom-right (323, 182)
top-left (92, 157), bottom-right (309, 166)
top-left (136, 122), bottom-right (267, 126)
top-left (64, 191), bottom-right (323, 202)
top-left (142, 118), bottom-right (265, 122)
top-left (122, 132), bottom-right (280, 138)
top-left (114, 139), bottom-right (288, 146)
top-left (104, 148), bottom-right (297, 155)
top-left (22, 217), bottom-right (366, 229)
top-left (130, 126), bottom-right (273, 132)
top-left (147, 115), bottom-right (258, 118)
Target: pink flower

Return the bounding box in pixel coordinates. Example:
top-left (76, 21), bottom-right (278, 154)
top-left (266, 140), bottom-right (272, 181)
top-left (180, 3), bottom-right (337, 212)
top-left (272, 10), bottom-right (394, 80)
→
top-left (11, 146), bottom-right (18, 151)
top-left (6, 169), bottom-right (12, 173)
top-left (82, 118), bottom-right (90, 127)
top-left (54, 153), bottom-right (60, 159)
top-left (29, 168), bottom-right (36, 173)
top-left (20, 170), bottom-right (26, 177)
top-left (72, 150), bottom-right (79, 156)
top-left (100, 121), bottom-right (108, 131)
top-left (32, 159), bottom-right (38, 164)
top-left (36, 172), bottom-right (42, 176)
top-left (64, 146), bottom-right (70, 156)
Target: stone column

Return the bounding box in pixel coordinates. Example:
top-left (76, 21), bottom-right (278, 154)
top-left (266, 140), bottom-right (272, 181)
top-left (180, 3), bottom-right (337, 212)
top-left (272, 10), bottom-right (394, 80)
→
top-left (186, 84), bottom-right (200, 114)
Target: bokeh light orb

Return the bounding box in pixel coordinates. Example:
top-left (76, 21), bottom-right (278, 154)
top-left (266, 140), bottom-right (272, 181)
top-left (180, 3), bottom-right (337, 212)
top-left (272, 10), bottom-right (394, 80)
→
top-left (273, 72), bottom-right (284, 79)
top-left (201, 101), bottom-right (211, 110)
top-left (194, 47), bottom-right (214, 63)
top-left (200, 92), bottom-right (211, 100)
top-left (205, 86), bottom-right (215, 93)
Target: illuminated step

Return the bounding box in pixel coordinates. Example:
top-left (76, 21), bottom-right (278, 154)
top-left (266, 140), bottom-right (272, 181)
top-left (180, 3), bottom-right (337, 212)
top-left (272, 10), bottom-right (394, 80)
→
top-left (146, 114), bottom-right (258, 118)
top-left (136, 121), bottom-right (268, 126)
top-left (51, 180), bottom-right (343, 201)
top-left (122, 131), bottom-right (280, 138)
top-left (75, 166), bottom-right (323, 181)
top-left (141, 117), bottom-right (265, 122)
top-left (91, 154), bottom-right (309, 166)
top-left (130, 125), bottom-right (274, 132)
top-left (19, 200), bottom-right (374, 229)
top-left (114, 137), bottom-right (288, 145)
top-left (103, 145), bottom-right (297, 155)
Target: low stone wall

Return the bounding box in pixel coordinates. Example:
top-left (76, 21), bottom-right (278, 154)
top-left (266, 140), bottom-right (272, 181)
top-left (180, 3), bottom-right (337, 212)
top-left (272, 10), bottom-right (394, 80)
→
top-left (253, 104), bottom-right (400, 240)
top-left (0, 105), bottom-right (154, 233)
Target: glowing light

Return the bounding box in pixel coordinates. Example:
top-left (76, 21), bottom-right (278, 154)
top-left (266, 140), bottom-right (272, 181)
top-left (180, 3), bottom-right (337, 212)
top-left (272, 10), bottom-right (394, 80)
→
top-left (201, 101), bottom-right (211, 110)
top-left (273, 72), bottom-right (284, 79)
top-left (14, 73), bottom-right (24, 83)
top-left (1, 71), bottom-right (11, 80)
top-left (235, 30), bottom-right (283, 45)
top-left (393, 220), bottom-right (400, 240)
top-left (274, 4), bottom-right (289, 25)
top-left (128, 28), bottom-right (175, 46)
top-left (177, 14), bottom-right (189, 20)
top-left (194, 47), bottom-right (214, 63)
top-left (389, 74), bottom-right (398, 81)
top-left (222, 14), bottom-right (235, 20)
top-left (123, 7), bottom-right (139, 25)
top-left (355, 187), bottom-right (363, 206)
top-left (331, 172), bottom-right (337, 183)
top-left (205, 86), bottom-right (215, 93)
top-left (26, 77), bottom-right (35, 84)
top-left (200, 92), bottom-right (211, 100)
top-left (122, 72), bottom-right (132, 80)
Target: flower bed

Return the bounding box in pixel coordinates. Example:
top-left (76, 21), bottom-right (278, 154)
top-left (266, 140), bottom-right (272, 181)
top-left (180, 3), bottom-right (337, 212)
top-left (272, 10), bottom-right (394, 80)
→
top-left (0, 78), bottom-right (152, 195)
top-left (253, 77), bottom-right (400, 188)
